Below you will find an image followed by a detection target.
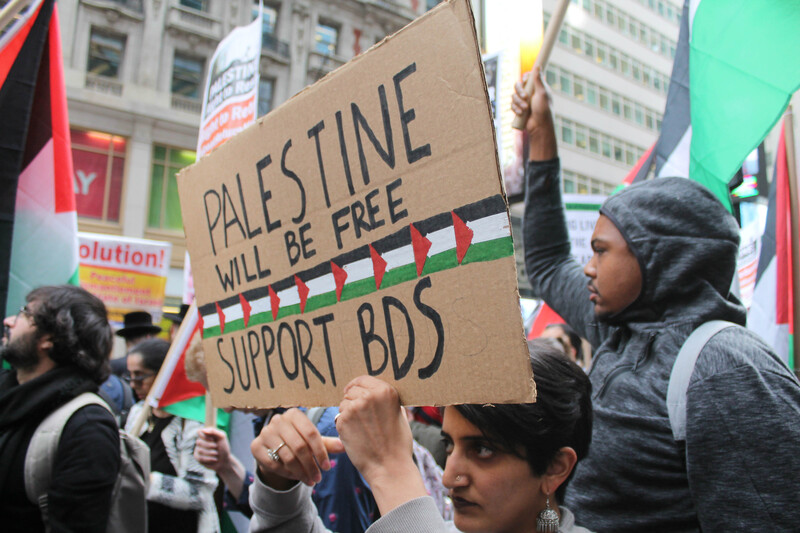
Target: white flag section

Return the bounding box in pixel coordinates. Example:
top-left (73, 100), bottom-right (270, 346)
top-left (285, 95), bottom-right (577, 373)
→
top-left (197, 6), bottom-right (262, 158)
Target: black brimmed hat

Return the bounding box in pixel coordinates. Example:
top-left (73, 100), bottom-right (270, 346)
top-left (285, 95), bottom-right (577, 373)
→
top-left (163, 303), bottom-right (190, 325)
top-left (115, 311), bottom-right (162, 339)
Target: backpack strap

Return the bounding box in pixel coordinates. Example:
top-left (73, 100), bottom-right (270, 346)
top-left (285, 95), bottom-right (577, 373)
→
top-left (24, 392), bottom-right (111, 520)
top-left (667, 320), bottom-right (736, 441)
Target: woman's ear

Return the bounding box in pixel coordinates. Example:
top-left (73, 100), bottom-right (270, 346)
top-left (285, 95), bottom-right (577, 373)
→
top-left (541, 446), bottom-right (578, 496)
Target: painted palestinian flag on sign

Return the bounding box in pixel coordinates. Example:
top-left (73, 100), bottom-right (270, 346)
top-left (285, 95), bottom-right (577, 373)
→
top-left (199, 195), bottom-right (513, 338)
top-left (0, 0), bottom-right (79, 316)
top-left (631, 0), bottom-right (800, 210)
top-left (747, 121), bottom-right (793, 370)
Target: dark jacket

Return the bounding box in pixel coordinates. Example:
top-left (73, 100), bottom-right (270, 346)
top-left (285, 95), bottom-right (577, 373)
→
top-left (523, 159), bottom-right (800, 532)
top-left (0, 369), bottom-right (119, 533)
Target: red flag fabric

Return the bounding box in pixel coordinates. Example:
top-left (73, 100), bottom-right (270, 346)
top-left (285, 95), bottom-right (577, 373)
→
top-left (527, 302), bottom-right (566, 340)
top-left (0, 0), bottom-right (80, 317)
top-left (158, 324), bottom-right (206, 408)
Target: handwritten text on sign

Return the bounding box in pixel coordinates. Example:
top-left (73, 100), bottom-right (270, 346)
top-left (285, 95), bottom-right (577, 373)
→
top-left (177, 0), bottom-right (534, 409)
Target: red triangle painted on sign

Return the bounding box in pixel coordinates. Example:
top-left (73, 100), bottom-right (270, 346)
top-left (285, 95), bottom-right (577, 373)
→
top-left (198, 312), bottom-right (204, 337)
top-left (269, 286), bottom-right (280, 321)
top-left (331, 261), bottom-right (348, 302)
top-left (295, 275), bottom-right (310, 313)
top-left (239, 293), bottom-right (252, 327)
top-left (452, 211), bottom-right (474, 264)
top-left (369, 245), bottom-right (387, 289)
top-left (410, 224), bottom-right (432, 276)
top-left (215, 302), bottom-right (226, 335)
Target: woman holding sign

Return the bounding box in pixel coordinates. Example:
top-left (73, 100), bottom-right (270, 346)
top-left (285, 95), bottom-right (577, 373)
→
top-left (249, 340), bottom-right (593, 533)
top-left (125, 339), bottom-right (219, 533)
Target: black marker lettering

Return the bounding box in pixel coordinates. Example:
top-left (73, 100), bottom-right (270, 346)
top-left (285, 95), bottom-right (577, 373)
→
top-left (357, 302), bottom-right (388, 376)
top-left (393, 63), bottom-right (432, 164)
top-left (217, 338), bottom-right (235, 393)
top-left (383, 296), bottom-right (415, 380)
top-left (414, 277), bottom-right (445, 379)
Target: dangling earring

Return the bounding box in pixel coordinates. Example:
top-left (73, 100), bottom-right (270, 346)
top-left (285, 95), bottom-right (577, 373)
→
top-left (537, 495), bottom-right (559, 532)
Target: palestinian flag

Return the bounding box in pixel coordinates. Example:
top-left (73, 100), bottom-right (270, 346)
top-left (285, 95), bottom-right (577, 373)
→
top-left (614, 142), bottom-right (655, 193)
top-left (0, 0), bottom-right (79, 317)
top-left (199, 195), bottom-right (513, 338)
top-left (144, 302), bottom-right (228, 426)
top-left (631, 0), bottom-right (800, 210)
top-left (747, 121), bottom-right (793, 370)
top-left (526, 302), bottom-right (565, 340)
top-left (151, 303), bottom-right (206, 409)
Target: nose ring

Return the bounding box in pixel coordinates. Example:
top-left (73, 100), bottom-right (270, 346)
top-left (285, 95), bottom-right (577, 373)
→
top-left (456, 475), bottom-right (462, 482)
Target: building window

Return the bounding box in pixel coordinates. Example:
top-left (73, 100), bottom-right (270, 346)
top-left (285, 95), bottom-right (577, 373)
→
top-left (575, 126), bottom-right (587, 150)
top-left (602, 137), bottom-right (612, 158)
top-left (315, 21), bottom-right (339, 55)
top-left (258, 77), bottom-right (275, 117)
top-left (148, 145), bottom-right (196, 231)
top-left (559, 73), bottom-right (571, 95)
top-left (586, 82), bottom-right (597, 105)
top-left (589, 130), bottom-right (600, 153)
top-left (180, 0), bottom-right (207, 11)
top-left (545, 67), bottom-right (558, 88)
top-left (87, 29), bottom-right (125, 78)
top-left (573, 77), bottom-right (584, 101)
top-left (599, 90), bottom-right (610, 112)
top-left (71, 128), bottom-right (126, 223)
top-left (172, 53), bottom-right (204, 99)
top-left (561, 119), bottom-right (574, 144)
top-left (253, 2), bottom-right (278, 35)
top-left (582, 37), bottom-right (593, 58)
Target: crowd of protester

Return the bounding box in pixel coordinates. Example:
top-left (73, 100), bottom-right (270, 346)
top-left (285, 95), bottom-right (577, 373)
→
top-left (2, 66), bottom-right (800, 533)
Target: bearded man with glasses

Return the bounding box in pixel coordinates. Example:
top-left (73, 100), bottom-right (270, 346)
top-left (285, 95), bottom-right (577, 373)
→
top-left (0, 285), bottom-right (120, 533)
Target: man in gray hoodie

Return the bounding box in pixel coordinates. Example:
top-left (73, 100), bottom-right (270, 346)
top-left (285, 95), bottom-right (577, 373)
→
top-left (515, 68), bottom-right (800, 532)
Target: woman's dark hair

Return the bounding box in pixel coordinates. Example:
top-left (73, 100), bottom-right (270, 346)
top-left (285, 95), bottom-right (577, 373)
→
top-left (129, 338), bottom-right (170, 373)
top-left (27, 285), bottom-right (113, 385)
top-left (454, 339), bottom-right (592, 502)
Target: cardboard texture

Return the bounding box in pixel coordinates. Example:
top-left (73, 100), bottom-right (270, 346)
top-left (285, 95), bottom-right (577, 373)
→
top-left (176, 0), bottom-right (535, 409)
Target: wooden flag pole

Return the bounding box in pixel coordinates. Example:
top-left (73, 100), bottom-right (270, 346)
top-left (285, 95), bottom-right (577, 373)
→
top-left (204, 392), bottom-right (217, 428)
top-left (783, 106), bottom-right (800, 371)
top-left (129, 401), bottom-right (152, 437)
top-left (130, 301), bottom-right (199, 436)
top-left (512, 0), bottom-right (570, 130)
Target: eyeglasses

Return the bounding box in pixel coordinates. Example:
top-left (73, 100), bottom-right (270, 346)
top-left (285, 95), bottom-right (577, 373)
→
top-left (17, 305), bottom-right (33, 321)
top-left (124, 372), bottom-right (155, 384)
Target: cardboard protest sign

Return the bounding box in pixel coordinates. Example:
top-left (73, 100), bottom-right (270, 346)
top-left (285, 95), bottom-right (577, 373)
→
top-left (177, 0), bottom-right (534, 409)
top-left (78, 232), bottom-right (172, 324)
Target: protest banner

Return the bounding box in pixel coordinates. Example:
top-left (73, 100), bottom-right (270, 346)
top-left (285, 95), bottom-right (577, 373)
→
top-left (563, 194), bottom-right (607, 266)
top-left (78, 232), bottom-right (171, 323)
top-left (197, 4), bottom-right (262, 158)
top-left (177, 0), bottom-right (534, 409)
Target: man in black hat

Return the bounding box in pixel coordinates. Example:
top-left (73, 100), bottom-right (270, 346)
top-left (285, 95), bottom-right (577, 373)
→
top-left (163, 303), bottom-right (189, 342)
top-left (109, 311), bottom-right (161, 378)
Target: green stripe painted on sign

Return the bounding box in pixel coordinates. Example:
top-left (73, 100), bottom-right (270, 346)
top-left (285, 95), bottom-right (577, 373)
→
top-left (202, 236), bottom-right (513, 338)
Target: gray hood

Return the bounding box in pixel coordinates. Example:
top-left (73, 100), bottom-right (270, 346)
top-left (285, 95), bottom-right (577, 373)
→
top-left (599, 177), bottom-right (746, 325)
